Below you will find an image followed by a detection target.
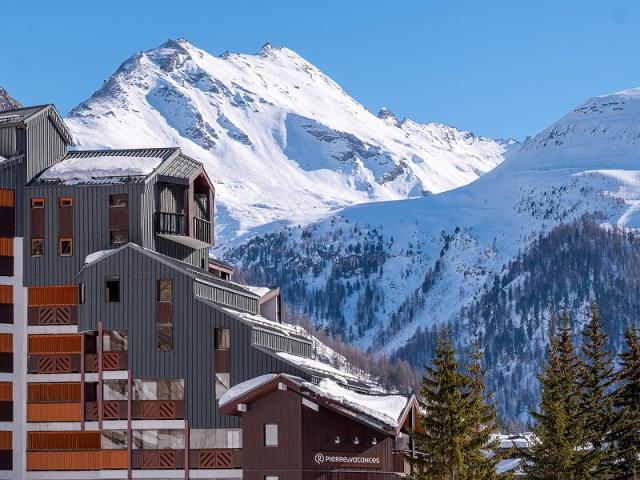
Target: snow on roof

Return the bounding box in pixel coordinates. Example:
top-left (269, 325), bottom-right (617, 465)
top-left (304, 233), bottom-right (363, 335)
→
top-left (239, 284), bottom-right (273, 297)
top-left (222, 308), bottom-right (310, 339)
top-left (38, 154), bottom-right (163, 184)
top-left (497, 458), bottom-right (521, 474)
top-left (85, 249), bottom-right (118, 265)
top-left (218, 374), bottom-right (277, 406)
top-left (276, 351), bottom-right (361, 384)
top-left (304, 378), bottom-right (410, 428)
top-left (492, 433), bottom-right (533, 450)
top-left (0, 155), bottom-right (7, 165)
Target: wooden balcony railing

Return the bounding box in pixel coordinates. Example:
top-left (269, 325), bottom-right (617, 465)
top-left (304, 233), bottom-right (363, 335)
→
top-left (193, 216), bottom-right (211, 244)
top-left (131, 449), bottom-right (184, 469)
top-left (27, 354), bottom-right (81, 374)
top-left (27, 450), bottom-right (128, 471)
top-left (189, 449), bottom-right (242, 469)
top-left (85, 400), bottom-right (185, 421)
top-left (155, 212), bottom-right (186, 236)
top-left (28, 306), bottom-right (77, 326)
top-left (85, 351), bottom-right (128, 371)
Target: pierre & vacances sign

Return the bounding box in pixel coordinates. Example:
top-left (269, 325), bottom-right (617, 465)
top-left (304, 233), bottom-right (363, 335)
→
top-left (312, 452), bottom-right (382, 468)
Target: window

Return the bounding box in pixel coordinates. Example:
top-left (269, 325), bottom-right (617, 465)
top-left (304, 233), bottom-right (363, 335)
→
top-left (215, 328), bottom-right (230, 350)
top-left (103, 330), bottom-right (128, 352)
top-left (157, 280), bottom-right (172, 302)
top-left (110, 231), bottom-right (128, 246)
top-left (31, 198), bottom-right (44, 208)
top-left (132, 429), bottom-right (184, 450)
top-left (102, 430), bottom-right (128, 449)
top-left (59, 238), bottom-right (72, 256)
top-left (265, 477), bottom-right (279, 480)
top-left (59, 197), bottom-right (73, 207)
top-left (78, 283), bottom-right (85, 304)
top-left (156, 325), bottom-right (172, 351)
top-left (133, 379), bottom-right (184, 400)
top-left (215, 373), bottom-right (230, 401)
top-left (106, 276), bottom-right (120, 303)
top-left (103, 380), bottom-right (128, 400)
top-left (31, 239), bottom-right (45, 257)
top-left (264, 424), bottom-right (278, 447)
top-left (109, 194), bottom-right (128, 207)
top-left (190, 429), bottom-right (242, 449)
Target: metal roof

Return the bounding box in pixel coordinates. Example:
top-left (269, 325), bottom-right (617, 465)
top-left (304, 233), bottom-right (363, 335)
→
top-left (157, 153), bottom-right (202, 179)
top-left (0, 104), bottom-right (73, 144)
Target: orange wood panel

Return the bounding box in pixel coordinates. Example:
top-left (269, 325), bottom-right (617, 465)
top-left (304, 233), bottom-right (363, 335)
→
top-left (28, 382), bottom-right (81, 402)
top-left (0, 431), bottom-right (11, 450)
top-left (27, 403), bottom-right (82, 422)
top-left (0, 238), bottom-right (12, 257)
top-left (28, 285), bottom-right (78, 307)
top-left (0, 190), bottom-right (14, 208)
top-left (0, 286), bottom-right (11, 304)
top-left (0, 383), bottom-right (12, 402)
top-left (28, 431), bottom-right (101, 450)
top-left (0, 334), bottom-right (12, 353)
top-left (27, 450), bottom-right (128, 470)
top-left (28, 334), bottom-right (82, 354)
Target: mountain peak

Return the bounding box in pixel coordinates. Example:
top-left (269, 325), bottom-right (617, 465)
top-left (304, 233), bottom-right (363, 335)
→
top-left (378, 107), bottom-right (399, 126)
top-left (0, 87), bottom-right (21, 112)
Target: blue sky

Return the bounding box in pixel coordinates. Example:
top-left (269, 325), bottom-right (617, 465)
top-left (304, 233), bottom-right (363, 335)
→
top-left (2, 0), bottom-right (639, 139)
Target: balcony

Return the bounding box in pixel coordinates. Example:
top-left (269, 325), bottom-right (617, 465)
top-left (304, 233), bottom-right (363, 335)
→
top-left (85, 400), bottom-right (185, 421)
top-left (85, 351), bottom-right (128, 371)
top-left (28, 354), bottom-right (81, 374)
top-left (155, 212), bottom-right (212, 249)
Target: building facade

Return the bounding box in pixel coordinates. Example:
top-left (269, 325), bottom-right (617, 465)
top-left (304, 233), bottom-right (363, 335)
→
top-left (0, 104), bottom-right (412, 479)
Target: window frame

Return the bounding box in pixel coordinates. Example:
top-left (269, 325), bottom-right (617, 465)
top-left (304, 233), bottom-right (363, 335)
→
top-left (109, 230), bottom-right (129, 247)
top-left (31, 198), bottom-right (45, 208)
top-left (264, 423), bottom-right (279, 447)
top-left (30, 238), bottom-right (45, 257)
top-left (215, 328), bottom-right (230, 350)
top-left (105, 276), bottom-right (120, 303)
top-left (58, 237), bottom-right (73, 257)
top-left (109, 194), bottom-right (128, 208)
top-left (59, 197), bottom-right (73, 207)
top-left (157, 279), bottom-right (172, 303)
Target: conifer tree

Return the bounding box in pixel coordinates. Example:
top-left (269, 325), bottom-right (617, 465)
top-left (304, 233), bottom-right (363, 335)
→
top-left (608, 325), bottom-right (640, 480)
top-left (578, 301), bottom-right (615, 478)
top-left (522, 313), bottom-right (592, 480)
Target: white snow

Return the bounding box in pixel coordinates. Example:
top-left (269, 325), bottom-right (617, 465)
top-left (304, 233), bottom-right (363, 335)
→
top-left (223, 308), bottom-right (310, 338)
top-left (0, 155), bottom-right (7, 165)
top-left (85, 249), bottom-right (116, 265)
top-left (237, 284), bottom-right (272, 297)
top-left (38, 154), bottom-right (164, 184)
top-left (65, 39), bottom-right (510, 242)
top-left (303, 377), bottom-right (410, 428)
top-left (497, 458), bottom-right (521, 474)
top-left (276, 351), bottom-right (362, 385)
top-left (218, 373), bottom-right (276, 407)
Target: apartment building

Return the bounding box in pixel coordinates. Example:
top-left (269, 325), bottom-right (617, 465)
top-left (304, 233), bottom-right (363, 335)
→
top-left (0, 104), bottom-right (413, 479)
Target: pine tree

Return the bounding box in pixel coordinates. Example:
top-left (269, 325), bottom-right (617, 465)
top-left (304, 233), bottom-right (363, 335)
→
top-left (464, 341), bottom-right (509, 480)
top-left (522, 313), bottom-right (592, 480)
top-left (608, 325), bottom-right (640, 480)
top-left (410, 333), bottom-right (469, 480)
top-left (579, 302), bottom-right (615, 478)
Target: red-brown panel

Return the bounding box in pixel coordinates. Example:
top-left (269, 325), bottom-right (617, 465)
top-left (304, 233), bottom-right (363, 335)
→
top-left (27, 450), bottom-right (128, 470)
top-left (0, 239), bottom-right (13, 257)
top-left (59, 203), bottom-right (73, 238)
top-left (215, 349), bottom-right (230, 373)
top-left (28, 431), bottom-right (101, 451)
top-left (27, 403), bottom-right (82, 422)
top-left (0, 431), bottom-right (11, 450)
top-left (0, 286), bottom-right (11, 304)
top-left (30, 205), bottom-right (45, 238)
top-left (0, 191), bottom-right (14, 208)
top-left (28, 334), bottom-right (82, 354)
top-left (28, 382), bottom-right (81, 403)
top-left (109, 205), bottom-right (128, 231)
top-left (0, 335), bottom-right (11, 353)
top-left (0, 383), bottom-right (11, 402)
top-left (28, 285), bottom-right (78, 306)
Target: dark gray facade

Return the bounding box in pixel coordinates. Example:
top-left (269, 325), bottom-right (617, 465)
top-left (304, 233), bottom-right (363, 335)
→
top-left (77, 244), bottom-right (309, 428)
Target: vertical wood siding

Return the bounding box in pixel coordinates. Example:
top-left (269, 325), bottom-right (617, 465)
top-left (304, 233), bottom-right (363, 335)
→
top-left (28, 285), bottom-right (77, 306)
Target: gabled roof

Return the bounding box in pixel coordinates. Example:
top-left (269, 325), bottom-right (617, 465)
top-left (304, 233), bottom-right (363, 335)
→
top-left (218, 373), bottom-right (415, 435)
top-left (0, 104), bottom-right (72, 144)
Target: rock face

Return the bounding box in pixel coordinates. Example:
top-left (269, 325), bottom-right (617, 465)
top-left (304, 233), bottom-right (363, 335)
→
top-left (65, 38), bottom-right (512, 242)
top-left (0, 87), bottom-right (21, 112)
top-left (224, 87), bottom-right (640, 425)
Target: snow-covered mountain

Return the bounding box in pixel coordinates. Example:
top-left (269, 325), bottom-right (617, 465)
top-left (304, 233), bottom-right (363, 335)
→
top-left (65, 39), bottom-right (512, 241)
top-left (0, 87), bottom-right (20, 111)
top-left (225, 87), bottom-right (640, 424)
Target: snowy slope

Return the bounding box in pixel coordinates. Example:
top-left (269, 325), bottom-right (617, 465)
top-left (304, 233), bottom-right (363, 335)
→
top-left (65, 39), bottom-right (511, 241)
top-left (0, 87), bottom-right (20, 112)
top-left (225, 87), bottom-right (640, 422)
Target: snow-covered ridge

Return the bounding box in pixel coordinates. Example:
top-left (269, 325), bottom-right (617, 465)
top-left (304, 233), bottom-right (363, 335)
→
top-left (66, 39), bottom-right (512, 242)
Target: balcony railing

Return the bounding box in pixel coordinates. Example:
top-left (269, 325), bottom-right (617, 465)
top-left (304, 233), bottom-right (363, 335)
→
top-left (155, 212), bottom-right (186, 236)
top-left (85, 351), bottom-right (128, 372)
top-left (27, 354), bottom-right (81, 374)
top-left (85, 400), bottom-right (185, 421)
top-left (193, 216), bottom-right (211, 244)
top-left (189, 449), bottom-right (242, 469)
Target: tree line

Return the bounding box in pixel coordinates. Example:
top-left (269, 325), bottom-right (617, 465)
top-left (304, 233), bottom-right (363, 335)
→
top-left (409, 302), bottom-right (640, 479)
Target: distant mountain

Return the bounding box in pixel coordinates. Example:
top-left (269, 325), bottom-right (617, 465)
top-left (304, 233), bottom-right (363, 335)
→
top-left (225, 87), bottom-right (640, 425)
top-left (0, 87), bottom-right (21, 111)
top-left (65, 39), bottom-right (512, 242)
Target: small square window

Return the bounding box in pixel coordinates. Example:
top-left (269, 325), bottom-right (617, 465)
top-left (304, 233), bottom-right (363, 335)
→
top-left (109, 194), bottom-right (128, 208)
top-left (264, 424), bottom-right (278, 447)
top-left (59, 238), bottom-right (73, 256)
top-left (157, 280), bottom-right (172, 303)
top-left (31, 239), bottom-right (45, 257)
top-left (106, 276), bottom-right (120, 303)
top-left (59, 197), bottom-right (73, 207)
top-left (110, 231), bottom-right (129, 246)
top-left (31, 198), bottom-right (45, 208)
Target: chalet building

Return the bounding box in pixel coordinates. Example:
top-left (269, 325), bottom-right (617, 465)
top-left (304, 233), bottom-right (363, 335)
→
top-left (0, 104), bottom-right (414, 479)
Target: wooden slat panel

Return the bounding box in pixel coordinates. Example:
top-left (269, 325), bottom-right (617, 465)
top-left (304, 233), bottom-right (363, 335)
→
top-left (28, 334), bottom-right (82, 354)
top-left (0, 190), bottom-right (14, 208)
top-left (30, 205), bottom-right (45, 238)
top-left (0, 335), bottom-right (11, 353)
top-left (0, 286), bottom-right (11, 304)
top-left (0, 431), bottom-right (11, 450)
top-left (28, 285), bottom-right (78, 306)
top-left (0, 238), bottom-right (12, 257)
top-left (27, 450), bottom-right (128, 470)
top-left (0, 383), bottom-right (11, 402)
top-left (28, 382), bottom-right (81, 403)
top-left (27, 403), bottom-right (82, 422)
top-left (59, 202), bottom-right (73, 238)
top-left (28, 431), bottom-right (101, 450)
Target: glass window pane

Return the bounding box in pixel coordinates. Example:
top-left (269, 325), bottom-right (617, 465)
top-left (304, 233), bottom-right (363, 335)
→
top-left (215, 373), bottom-right (230, 401)
top-left (133, 380), bottom-right (184, 400)
top-left (157, 325), bottom-right (172, 351)
top-left (103, 330), bottom-right (128, 352)
top-left (31, 239), bottom-right (45, 257)
top-left (265, 424), bottom-right (278, 446)
top-left (215, 328), bottom-right (230, 350)
top-left (109, 194), bottom-right (127, 207)
top-left (132, 429), bottom-right (184, 449)
top-left (101, 430), bottom-right (127, 449)
top-left (103, 380), bottom-right (128, 400)
top-left (157, 280), bottom-right (172, 302)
